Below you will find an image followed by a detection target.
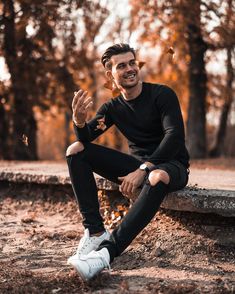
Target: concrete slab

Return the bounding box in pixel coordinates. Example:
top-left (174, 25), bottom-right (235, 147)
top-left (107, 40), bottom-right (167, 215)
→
top-left (0, 161), bottom-right (235, 217)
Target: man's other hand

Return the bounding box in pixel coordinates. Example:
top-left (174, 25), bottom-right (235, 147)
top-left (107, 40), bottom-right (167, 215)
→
top-left (118, 169), bottom-right (146, 199)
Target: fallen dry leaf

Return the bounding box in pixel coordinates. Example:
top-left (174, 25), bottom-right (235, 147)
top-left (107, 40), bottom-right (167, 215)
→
top-left (103, 80), bottom-right (113, 91)
top-left (166, 47), bottom-right (175, 60)
top-left (21, 134), bottom-right (29, 146)
top-left (21, 211), bottom-right (37, 223)
top-left (137, 60), bottom-right (146, 69)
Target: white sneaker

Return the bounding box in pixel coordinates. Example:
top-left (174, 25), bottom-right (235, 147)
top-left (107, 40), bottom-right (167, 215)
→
top-left (67, 229), bottom-right (110, 264)
top-left (69, 248), bottom-right (111, 281)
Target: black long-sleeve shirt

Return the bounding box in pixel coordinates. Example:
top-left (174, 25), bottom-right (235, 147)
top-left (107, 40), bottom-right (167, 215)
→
top-left (74, 82), bottom-right (190, 168)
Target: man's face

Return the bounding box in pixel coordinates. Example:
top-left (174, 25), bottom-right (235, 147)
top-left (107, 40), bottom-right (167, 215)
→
top-left (108, 52), bottom-right (140, 89)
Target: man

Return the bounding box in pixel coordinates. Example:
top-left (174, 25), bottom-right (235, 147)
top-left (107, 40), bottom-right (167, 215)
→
top-left (66, 43), bottom-right (189, 281)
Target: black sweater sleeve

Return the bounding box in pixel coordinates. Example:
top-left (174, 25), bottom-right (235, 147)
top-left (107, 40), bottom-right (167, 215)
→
top-left (147, 86), bottom-right (186, 164)
top-left (74, 102), bottom-right (114, 142)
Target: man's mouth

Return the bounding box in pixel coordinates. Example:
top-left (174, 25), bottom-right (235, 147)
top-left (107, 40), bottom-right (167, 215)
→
top-left (124, 73), bottom-right (136, 80)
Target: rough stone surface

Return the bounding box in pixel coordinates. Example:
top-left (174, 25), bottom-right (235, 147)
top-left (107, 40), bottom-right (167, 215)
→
top-left (162, 188), bottom-right (235, 217)
top-left (0, 160), bottom-right (235, 217)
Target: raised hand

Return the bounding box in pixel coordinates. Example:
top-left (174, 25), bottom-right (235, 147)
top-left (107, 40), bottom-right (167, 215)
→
top-left (72, 90), bottom-right (93, 125)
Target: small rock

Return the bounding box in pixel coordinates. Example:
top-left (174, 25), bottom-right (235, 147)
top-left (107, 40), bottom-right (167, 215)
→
top-left (154, 242), bottom-right (165, 257)
top-left (51, 288), bottom-right (61, 293)
top-left (155, 246), bottom-right (165, 257)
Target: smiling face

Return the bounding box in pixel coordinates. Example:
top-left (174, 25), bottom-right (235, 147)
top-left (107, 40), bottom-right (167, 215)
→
top-left (107, 52), bottom-right (140, 90)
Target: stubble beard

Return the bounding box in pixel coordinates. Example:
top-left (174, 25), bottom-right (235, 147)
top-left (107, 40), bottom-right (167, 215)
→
top-left (121, 75), bottom-right (140, 89)
top-left (122, 81), bottom-right (139, 89)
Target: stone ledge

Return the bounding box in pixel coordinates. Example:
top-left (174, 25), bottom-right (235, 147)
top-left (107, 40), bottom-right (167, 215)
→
top-left (162, 188), bottom-right (235, 217)
top-left (0, 170), bottom-right (235, 217)
top-left (0, 171), bottom-right (118, 190)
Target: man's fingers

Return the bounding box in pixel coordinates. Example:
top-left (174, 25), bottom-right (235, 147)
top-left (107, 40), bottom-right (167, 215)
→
top-left (126, 183), bottom-right (133, 195)
top-left (80, 97), bottom-right (93, 111)
top-left (73, 90), bottom-right (88, 111)
top-left (131, 185), bottom-right (135, 194)
top-left (73, 92), bottom-right (88, 113)
top-left (119, 181), bottom-right (125, 193)
top-left (118, 176), bottom-right (124, 181)
top-left (84, 97), bottom-right (92, 106)
top-left (84, 101), bottom-right (93, 110)
top-left (72, 90), bottom-right (83, 109)
top-left (129, 186), bottom-right (138, 199)
top-left (122, 181), bottom-right (132, 196)
top-left (76, 91), bottom-right (88, 108)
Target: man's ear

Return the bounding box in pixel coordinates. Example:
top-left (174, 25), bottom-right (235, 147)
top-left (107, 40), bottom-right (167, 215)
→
top-left (105, 70), bottom-right (113, 80)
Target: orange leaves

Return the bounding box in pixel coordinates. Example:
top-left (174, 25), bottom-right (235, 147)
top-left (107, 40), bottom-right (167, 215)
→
top-left (98, 190), bottom-right (129, 229)
top-left (166, 46), bottom-right (175, 60)
top-left (167, 47), bottom-right (175, 55)
top-left (103, 80), bottom-right (113, 91)
top-left (137, 61), bottom-right (146, 69)
top-left (103, 80), bottom-right (121, 97)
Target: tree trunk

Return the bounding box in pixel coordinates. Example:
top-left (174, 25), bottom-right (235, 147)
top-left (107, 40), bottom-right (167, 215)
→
top-left (186, 1), bottom-right (208, 158)
top-left (12, 87), bottom-right (38, 160)
top-left (209, 0), bottom-right (234, 157)
top-left (209, 48), bottom-right (234, 157)
top-left (3, 0), bottom-right (38, 160)
top-left (0, 101), bottom-right (11, 159)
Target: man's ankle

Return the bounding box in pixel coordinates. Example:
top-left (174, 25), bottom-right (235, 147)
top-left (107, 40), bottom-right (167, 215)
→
top-left (90, 230), bottom-right (106, 237)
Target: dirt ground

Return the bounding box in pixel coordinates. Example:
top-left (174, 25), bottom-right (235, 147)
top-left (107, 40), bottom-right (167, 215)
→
top-left (0, 179), bottom-right (235, 294)
top-left (190, 158), bottom-right (235, 171)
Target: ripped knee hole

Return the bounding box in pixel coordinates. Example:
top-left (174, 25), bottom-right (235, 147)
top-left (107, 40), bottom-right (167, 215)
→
top-left (66, 142), bottom-right (84, 156)
top-left (148, 170), bottom-right (170, 186)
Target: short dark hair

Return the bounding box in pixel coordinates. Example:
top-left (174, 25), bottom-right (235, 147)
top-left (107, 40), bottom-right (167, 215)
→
top-left (101, 43), bottom-right (136, 69)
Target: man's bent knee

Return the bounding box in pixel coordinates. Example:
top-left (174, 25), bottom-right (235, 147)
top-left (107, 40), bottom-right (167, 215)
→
top-left (66, 141), bottom-right (84, 156)
top-left (148, 169), bottom-right (170, 186)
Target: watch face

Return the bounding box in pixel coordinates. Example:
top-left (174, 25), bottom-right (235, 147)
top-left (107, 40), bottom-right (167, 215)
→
top-left (140, 163), bottom-right (147, 170)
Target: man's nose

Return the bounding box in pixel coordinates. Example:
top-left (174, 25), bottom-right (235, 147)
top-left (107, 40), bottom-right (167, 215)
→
top-left (126, 64), bottom-right (133, 71)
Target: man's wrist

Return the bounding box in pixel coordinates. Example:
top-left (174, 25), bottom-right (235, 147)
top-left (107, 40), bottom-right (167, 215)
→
top-left (73, 117), bottom-right (86, 128)
top-left (139, 163), bottom-right (150, 173)
top-left (144, 161), bottom-right (155, 170)
top-left (74, 121), bottom-right (86, 128)
top-left (139, 162), bottom-right (155, 173)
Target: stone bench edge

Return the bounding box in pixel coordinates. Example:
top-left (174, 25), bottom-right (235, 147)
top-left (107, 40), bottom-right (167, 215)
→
top-left (1, 171), bottom-right (235, 217)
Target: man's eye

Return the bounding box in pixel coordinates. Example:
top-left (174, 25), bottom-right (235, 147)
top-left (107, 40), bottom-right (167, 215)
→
top-left (130, 61), bottom-right (136, 66)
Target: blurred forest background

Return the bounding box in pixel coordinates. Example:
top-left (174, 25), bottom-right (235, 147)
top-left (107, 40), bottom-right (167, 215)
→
top-left (0, 0), bottom-right (234, 161)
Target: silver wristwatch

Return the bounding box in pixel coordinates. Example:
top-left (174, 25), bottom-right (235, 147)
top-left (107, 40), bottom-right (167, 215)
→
top-left (139, 163), bottom-right (150, 173)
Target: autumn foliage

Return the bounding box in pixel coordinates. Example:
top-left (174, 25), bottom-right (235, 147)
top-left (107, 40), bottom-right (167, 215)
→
top-left (0, 0), bottom-right (234, 160)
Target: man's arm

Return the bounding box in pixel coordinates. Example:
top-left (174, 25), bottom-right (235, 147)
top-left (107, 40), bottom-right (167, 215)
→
top-left (147, 86), bottom-right (186, 165)
top-left (74, 102), bottom-right (113, 142)
top-left (72, 89), bottom-right (113, 142)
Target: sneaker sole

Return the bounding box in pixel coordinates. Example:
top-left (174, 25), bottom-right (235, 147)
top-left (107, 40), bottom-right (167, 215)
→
top-left (69, 262), bottom-right (90, 281)
top-left (67, 232), bottom-right (111, 265)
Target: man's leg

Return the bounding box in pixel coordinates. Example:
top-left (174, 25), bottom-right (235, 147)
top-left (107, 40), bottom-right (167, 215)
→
top-left (98, 161), bottom-right (189, 261)
top-left (66, 142), bottom-right (141, 235)
top-left (70, 160), bottom-right (189, 280)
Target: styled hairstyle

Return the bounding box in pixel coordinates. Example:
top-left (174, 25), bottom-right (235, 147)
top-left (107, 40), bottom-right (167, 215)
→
top-left (101, 43), bottom-right (136, 69)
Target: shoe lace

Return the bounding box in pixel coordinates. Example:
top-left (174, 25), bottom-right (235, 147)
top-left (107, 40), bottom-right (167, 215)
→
top-left (87, 251), bottom-right (111, 270)
top-left (71, 232), bottom-right (92, 256)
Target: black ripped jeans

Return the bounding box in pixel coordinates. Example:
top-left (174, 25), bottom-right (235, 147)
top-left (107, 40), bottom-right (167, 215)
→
top-left (66, 142), bottom-right (189, 262)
